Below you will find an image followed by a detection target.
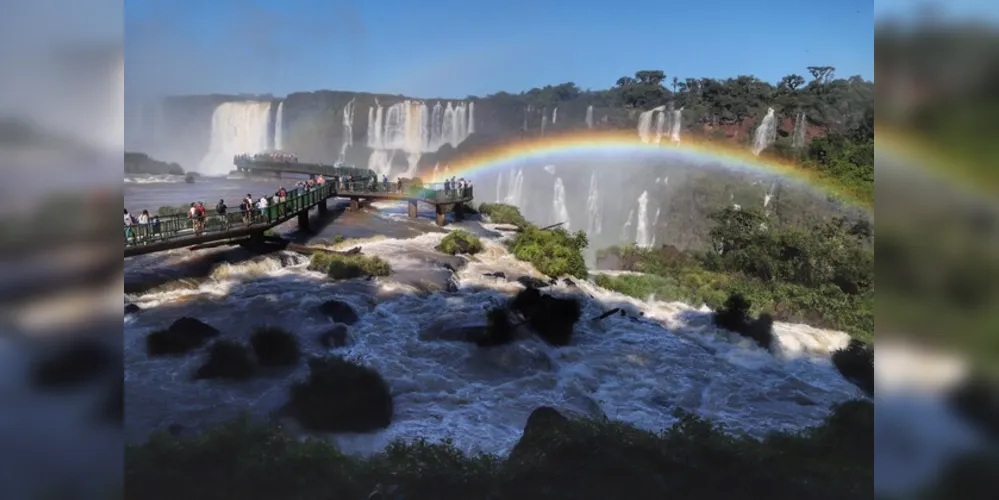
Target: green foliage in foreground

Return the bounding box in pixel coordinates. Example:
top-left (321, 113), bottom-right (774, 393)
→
top-left (307, 252), bottom-right (392, 280)
top-left (596, 207), bottom-right (874, 342)
top-left (436, 229), bottom-right (484, 255)
top-left (478, 202), bottom-right (530, 228)
top-left (125, 401), bottom-right (872, 500)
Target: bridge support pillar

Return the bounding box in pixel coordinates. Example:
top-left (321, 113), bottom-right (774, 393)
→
top-left (297, 210), bottom-right (309, 231)
top-left (408, 199), bottom-right (418, 219)
top-left (454, 203), bottom-right (465, 221)
top-left (435, 204), bottom-right (446, 226)
top-left (318, 199), bottom-right (328, 214)
top-left (350, 197), bottom-right (360, 212)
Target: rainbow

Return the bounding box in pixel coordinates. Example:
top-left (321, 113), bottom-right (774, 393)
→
top-left (419, 130), bottom-right (872, 210)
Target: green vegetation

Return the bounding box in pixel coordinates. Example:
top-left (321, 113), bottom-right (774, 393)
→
top-left (307, 252), bottom-right (392, 280)
top-left (509, 225), bottom-right (589, 279)
top-left (596, 207), bottom-right (873, 343)
top-left (126, 152), bottom-right (185, 176)
top-left (478, 202), bottom-right (530, 228)
top-left (436, 230), bottom-right (483, 255)
top-left (125, 400), bottom-right (872, 499)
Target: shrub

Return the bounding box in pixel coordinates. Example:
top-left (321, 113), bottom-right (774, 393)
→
top-left (250, 326), bottom-right (301, 367)
top-left (436, 230), bottom-right (483, 255)
top-left (714, 293), bottom-right (775, 351)
top-left (146, 317), bottom-right (221, 357)
top-left (194, 340), bottom-right (255, 380)
top-left (510, 287), bottom-right (582, 346)
top-left (478, 202), bottom-right (529, 228)
top-left (282, 357), bottom-right (393, 433)
top-left (831, 339), bottom-right (874, 396)
top-left (508, 225), bottom-right (589, 279)
top-left (308, 252), bottom-right (392, 280)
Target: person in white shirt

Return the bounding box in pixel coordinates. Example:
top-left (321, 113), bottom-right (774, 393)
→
top-left (257, 197), bottom-right (269, 217)
top-left (124, 209), bottom-right (133, 241)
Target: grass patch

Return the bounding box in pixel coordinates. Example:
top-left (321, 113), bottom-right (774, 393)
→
top-left (478, 202), bottom-right (529, 228)
top-left (125, 400), bottom-right (872, 499)
top-left (249, 326), bottom-right (301, 367)
top-left (281, 356), bottom-right (393, 433)
top-left (307, 252), bottom-right (392, 280)
top-left (436, 229), bottom-right (483, 255)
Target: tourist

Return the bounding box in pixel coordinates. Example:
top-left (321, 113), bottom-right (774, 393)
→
top-left (124, 209), bottom-right (133, 241)
top-left (138, 210), bottom-right (150, 241)
top-left (397, 177), bottom-right (403, 193)
top-left (242, 194), bottom-right (254, 225)
top-left (257, 195), bottom-right (269, 218)
top-left (382, 174), bottom-right (389, 192)
top-left (279, 186), bottom-right (287, 203)
top-left (216, 199), bottom-right (228, 230)
top-left (151, 215), bottom-right (161, 238)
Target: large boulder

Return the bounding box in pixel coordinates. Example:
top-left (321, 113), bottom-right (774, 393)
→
top-left (193, 340), bottom-right (255, 380)
top-left (713, 294), bottom-right (774, 351)
top-left (250, 326), bottom-right (301, 367)
top-left (281, 356), bottom-right (393, 433)
top-left (146, 317), bottom-right (221, 356)
top-left (124, 303), bottom-right (141, 315)
top-left (318, 300), bottom-right (359, 325)
top-left (831, 339), bottom-right (874, 396)
top-left (508, 406), bottom-right (570, 462)
top-left (510, 287), bottom-right (582, 346)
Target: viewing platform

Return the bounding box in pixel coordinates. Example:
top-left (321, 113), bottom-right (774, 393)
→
top-left (124, 157), bottom-right (474, 257)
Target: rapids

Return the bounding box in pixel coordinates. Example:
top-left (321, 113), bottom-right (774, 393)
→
top-left (123, 202), bottom-right (862, 455)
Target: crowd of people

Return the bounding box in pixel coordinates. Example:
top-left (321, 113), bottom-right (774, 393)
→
top-left (234, 151), bottom-right (298, 163)
top-left (125, 173), bottom-right (474, 245)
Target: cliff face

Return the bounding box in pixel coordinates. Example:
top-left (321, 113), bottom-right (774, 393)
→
top-left (134, 91), bottom-right (808, 175)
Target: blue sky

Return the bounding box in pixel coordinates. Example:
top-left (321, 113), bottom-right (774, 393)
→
top-left (126, 0), bottom-right (875, 98)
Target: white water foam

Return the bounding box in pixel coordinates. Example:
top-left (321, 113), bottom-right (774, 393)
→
top-left (124, 229), bottom-right (863, 457)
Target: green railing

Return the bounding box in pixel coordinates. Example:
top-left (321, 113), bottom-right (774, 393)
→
top-left (124, 183), bottom-right (337, 247)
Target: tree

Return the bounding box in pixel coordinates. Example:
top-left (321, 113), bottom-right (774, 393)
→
top-left (779, 74), bottom-right (806, 92)
top-left (806, 66), bottom-right (836, 85)
top-left (672, 76), bottom-right (679, 93)
top-left (634, 70), bottom-right (666, 87)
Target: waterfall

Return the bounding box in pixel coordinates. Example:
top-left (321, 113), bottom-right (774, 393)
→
top-left (495, 171), bottom-right (504, 202)
top-left (366, 99), bottom-right (473, 177)
top-left (338, 99), bottom-right (356, 163)
top-left (637, 105), bottom-right (667, 143)
top-left (274, 101), bottom-right (284, 151)
top-left (503, 169), bottom-right (524, 208)
top-left (552, 177), bottom-right (570, 229)
top-left (585, 105), bottom-right (594, 129)
top-left (543, 164), bottom-right (556, 175)
top-left (669, 108), bottom-right (683, 142)
top-left (199, 101), bottom-right (272, 176)
top-left (586, 171), bottom-right (602, 236)
top-left (621, 209), bottom-right (635, 241)
top-left (552, 107), bottom-right (558, 124)
top-left (650, 208), bottom-right (661, 247)
top-left (791, 112), bottom-right (807, 149)
top-left (752, 107), bottom-right (777, 156)
top-left (541, 108), bottom-right (548, 136)
top-left (635, 191), bottom-right (651, 247)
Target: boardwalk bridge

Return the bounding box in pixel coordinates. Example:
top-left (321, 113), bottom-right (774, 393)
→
top-left (123, 157), bottom-right (473, 258)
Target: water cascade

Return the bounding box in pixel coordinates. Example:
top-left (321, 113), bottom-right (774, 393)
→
top-left (669, 107), bottom-right (683, 142)
top-left (366, 99), bottom-right (474, 177)
top-left (552, 177), bottom-right (570, 229)
top-left (198, 101), bottom-right (272, 176)
top-left (752, 107), bottom-right (777, 156)
top-left (338, 99), bottom-right (356, 163)
top-left (503, 169), bottom-right (525, 208)
top-left (274, 101), bottom-right (284, 151)
top-left (586, 171), bottom-right (602, 236)
top-left (585, 105), bottom-right (594, 129)
top-left (635, 191), bottom-right (651, 247)
top-left (791, 112), bottom-right (807, 149)
top-left (637, 105), bottom-right (667, 143)
top-left (495, 170), bottom-right (503, 202)
top-left (552, 107), bottom-right (558, 124)
top-left (621, 208), bottom-right (635, 241)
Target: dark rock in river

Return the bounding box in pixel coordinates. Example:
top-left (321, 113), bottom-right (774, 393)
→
top-left (318, 300), bottom-right (359, 325)
top-left (483, 271), bottom-right (506, 279)
top-left (511, 287), bottom-right (582, 346)
top-left (193, 340), bottom-right (255, 380)
top-left (516, 276), bottom-right (550, 289)
top-left (508, 406), bottom-right (570, 462)
top-left (124, 303), bottom-right (141, 315)
top-left (318, 324), bottom-right (351, 348)
top-left (250, 326), bottom-right (301, 367)
top-left (146, 317), bottom-right (221, 357)
top-left (281, 356), bottom-right (393, 433)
